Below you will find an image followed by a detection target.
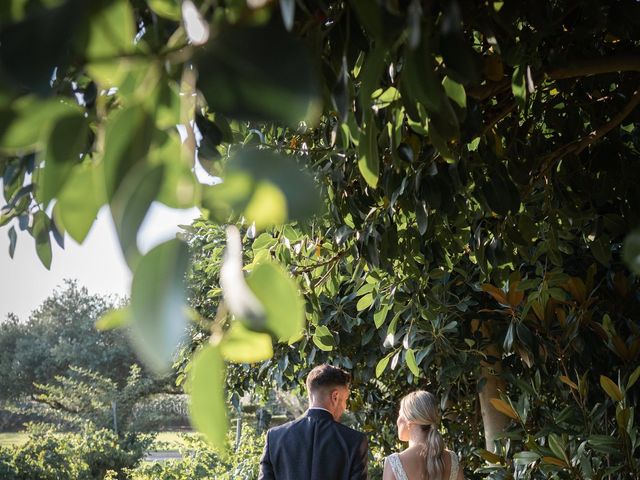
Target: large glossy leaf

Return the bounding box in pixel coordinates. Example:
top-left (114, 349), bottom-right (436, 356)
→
top-left (195, 21), bottom-right (321, 127)
top-left (246, 261), bottom-right (305, 342)
top-left (600, 375), bottom-right (623, 402)
top-left (39, 113), bottom-right (89, 205)
top-left (0, 97), bottom-right (80, 153)
top-left (201, 148), bottom-right (321, 230)
top-left (219, 322), bottom-right (273, 363)
top-left (406, 348), bottom-right (420, 377)
top-left (31, 210), bottom-right (52, 269)
top-left (110, 163), bottom-right (164, 267)
top-left (129, 238), bottom-right (190, 374)
top-left (313, 325), bottom-right (335, 352)
top-left (147, 0), bottom-right (181, 21)
top-left (84, 0), bottom-right (136, 87)
top-left (102, 106), bottom-right (154, 199)
top-left (489, 398), bottom-right (519, 420)
top-left (188, 344), bottom-right (227, 451)
top-left (0, 0), bottom-right (84, 93)
top-left (54, 161), bottom-right (106, 244)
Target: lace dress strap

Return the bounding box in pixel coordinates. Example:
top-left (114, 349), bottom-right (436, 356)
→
top-left (386, 453), bottom-right (409, 480)
top-left (448, 451), bottom-right (459, 480)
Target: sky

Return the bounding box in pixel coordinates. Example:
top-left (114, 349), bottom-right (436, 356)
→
top-left (0, 203), bottom-right (200, 322)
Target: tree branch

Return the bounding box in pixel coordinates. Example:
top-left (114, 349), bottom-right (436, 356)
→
top-left (547, 55), bottom-right (640, 80)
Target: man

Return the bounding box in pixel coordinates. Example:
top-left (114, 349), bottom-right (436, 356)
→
top-left (259, 364), bottom-right (369, 480)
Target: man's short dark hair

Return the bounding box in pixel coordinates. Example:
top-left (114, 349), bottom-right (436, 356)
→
top-left (306, 364), bottom-right (351, 393)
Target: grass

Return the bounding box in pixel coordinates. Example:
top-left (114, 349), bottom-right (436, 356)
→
top-left (0, 432), bottom-right (29, 447)
top-left (0, 431), bottom-right (198, 450)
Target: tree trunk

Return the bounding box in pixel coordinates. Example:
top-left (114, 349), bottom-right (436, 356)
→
top-left (473, 319), bottom-right (510, 452)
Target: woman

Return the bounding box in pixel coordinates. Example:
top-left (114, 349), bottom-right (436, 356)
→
top-left (383, 390), bottom-right (463, 480)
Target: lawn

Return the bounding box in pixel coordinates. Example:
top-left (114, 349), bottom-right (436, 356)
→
top-left (0, 432), bottom-right (28, 447)
top-left (0, 431), bottom-right (197, 450)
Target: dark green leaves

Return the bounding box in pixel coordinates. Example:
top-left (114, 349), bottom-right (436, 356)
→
top-left (202, 148), bottom-right (321, 230)
top-left (438, 1), bottom-right (480, 85)
top-left (129, 239), bottom-right (190, 375)
top-left (195, 21), bottom-right (321, 127)
top-left (0, 0), bottom-right (84, 93)
top-left (512, 66), bottom-right (526, 110)
top-left (39, 113), bottom-right (89, 206)
top-left (188, 344), bottom-right (227, 451)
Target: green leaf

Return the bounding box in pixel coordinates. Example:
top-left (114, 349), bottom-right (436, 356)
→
top-left (39, 113), bottom-right (89, 205)
top-left (622, 229), bottom-right (640, 274)
top-left (149, 130), bottom-right (197, 209)
top-left (85, 0), bottom-right (136, 87)
top-left (201, 148), bottom-right (321, 230)
top-left (356, 293), bottom-right (373, 311)
top-left (219, 322), bottom-right (274, 363)
top-left (600, 375), bottom-right (623, 402)
top-left (95, 307), bottom-right (131, 331)
top-left (374, 304), bottom-right (390, 328)
top-left (110, 163), bottom-right (165, 267)
top-left (512, 65), bottom-right (526, 110)
top-left (8, 225), bottom-right (17, 258)
top-left (147, 0), bottom-right (181, 21)
top-left (129, 238), bottom-right (190, 374)
top-left (54, 161), bottom-right (106, 244)
top-left (375, 352), bottom-right (392, 377)
top-left (442, 76), bottom-right (466, 109)
top-left (548, 433), bottom-right (566, 461)
top-left (195, 22), bottom-right (321, 127)
top-left (358, 46), bottom-right (386, 111)
top-left (246, 261), bottom-right (305, 342)
top-left (590, 236), bottom-right (611, 266)
top-left (0, 96), bottom-right (80, 153)
top-left (406, 348), bottom-right (420, 377)
top-left (489, 398), bottom-right (519, 420)
top-left (188, 344), bottom-right (227, 451)
top-left (102, 106), bottom-right (154, 199)
top-left (627, 365), bottom-right (640, 390)
top-left (358, 113), bottom-right (379, 188)
top-left (513, 451), bottom-right (540, 465)
top-left (313, 325), bottom-right (335, 351)
top-left (31, 210), bottom-right (52, 269)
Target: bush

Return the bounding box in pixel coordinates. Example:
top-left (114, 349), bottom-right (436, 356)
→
top-left (129, 424), bottom-right (263, 480)
top-left (130, 394), bottom-right (190, 431)
top-left (0, 422), bottom-right (153, 480)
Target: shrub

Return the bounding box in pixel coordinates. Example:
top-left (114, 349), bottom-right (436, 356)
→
top-left (0, 422), bottom-right (153, 480)
top-left (129, 424), bottom-right (263, 480)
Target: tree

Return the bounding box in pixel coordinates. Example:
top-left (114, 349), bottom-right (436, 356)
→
top-left (1, 1), bottom-right (640, 474)
top-left (0, 280), bottom-right (152, 402)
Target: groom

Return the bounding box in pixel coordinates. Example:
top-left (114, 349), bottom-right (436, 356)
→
top-left (258, 364), bottom-right (369, 480)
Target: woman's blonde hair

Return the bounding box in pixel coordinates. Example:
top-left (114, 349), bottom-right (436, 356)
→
top-left (399, 390), bottom-right (445, 479)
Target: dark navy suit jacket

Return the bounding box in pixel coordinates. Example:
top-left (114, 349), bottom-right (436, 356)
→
top-left (258, 409), bottom-right (369, 480)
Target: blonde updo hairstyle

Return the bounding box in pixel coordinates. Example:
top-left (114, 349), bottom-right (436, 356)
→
top-left (399, 390), bottom-right (445, 479)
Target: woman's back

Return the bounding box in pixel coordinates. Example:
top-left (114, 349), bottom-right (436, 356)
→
top-left (384, 448), bottom-right (462, 480)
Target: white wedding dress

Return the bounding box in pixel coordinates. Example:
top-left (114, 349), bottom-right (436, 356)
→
top-left (385, 450), bottom-right (459, 480)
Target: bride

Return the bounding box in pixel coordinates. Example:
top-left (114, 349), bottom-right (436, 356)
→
top-left (383, 390), bottom-right (464, 480)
